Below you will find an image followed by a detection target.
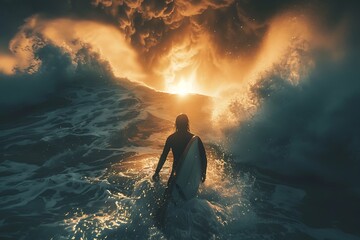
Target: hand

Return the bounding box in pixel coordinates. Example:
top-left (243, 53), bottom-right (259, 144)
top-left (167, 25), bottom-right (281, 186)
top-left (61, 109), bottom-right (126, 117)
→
top-left (152, 173), bottom-right (160, 182)
top-left (201, 175), bottom-right (206, 183)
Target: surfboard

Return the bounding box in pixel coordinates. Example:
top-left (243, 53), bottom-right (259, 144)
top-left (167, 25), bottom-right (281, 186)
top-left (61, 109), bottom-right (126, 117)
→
top-left (170, 136), bottom-right (202, 203)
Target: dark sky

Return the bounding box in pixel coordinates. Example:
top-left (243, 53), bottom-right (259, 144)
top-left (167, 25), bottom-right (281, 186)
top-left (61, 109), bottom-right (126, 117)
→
top-left (2, 0), bottom-right (357, 57)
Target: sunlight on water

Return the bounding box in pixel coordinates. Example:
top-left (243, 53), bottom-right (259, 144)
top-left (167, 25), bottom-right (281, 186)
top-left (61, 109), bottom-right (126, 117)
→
top-left (60, 147), bottom-right (255, 239)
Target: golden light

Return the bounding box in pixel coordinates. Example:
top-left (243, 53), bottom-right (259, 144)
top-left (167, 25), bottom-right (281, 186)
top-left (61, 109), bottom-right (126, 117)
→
top-left (3, 16), bottom-right (146, 82)
top-left (166, 70), bottom-right (198, 96)
top-left (0, 54), bottom-right (16, 74)
top-left (1, 12), bottom-right (341, 121)
top-left (40, 18), bottom-right (145, 82)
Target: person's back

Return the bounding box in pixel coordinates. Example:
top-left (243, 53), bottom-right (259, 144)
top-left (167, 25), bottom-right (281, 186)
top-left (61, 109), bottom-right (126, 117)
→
top-left (152, 114), bottom-right (207, 185)
top-left (164, 130), bottom-right (194, 172)
top-left (152, 113), bottom-right (207, 226)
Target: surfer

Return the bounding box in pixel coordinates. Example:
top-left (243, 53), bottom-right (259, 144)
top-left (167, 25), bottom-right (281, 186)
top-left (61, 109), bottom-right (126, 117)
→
top-left (152, 113), bottom-right (207, 185)
top-left (152, 114), bottom-right (207, 226)
top-left (152, 114), bottom-right (207, 221)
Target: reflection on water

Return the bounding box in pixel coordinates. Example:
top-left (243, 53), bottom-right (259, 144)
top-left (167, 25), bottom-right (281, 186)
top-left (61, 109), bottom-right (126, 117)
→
top-left (1, 81), bottom-right (358, 239)
top-left (60, 145), bottom-right (254, 240)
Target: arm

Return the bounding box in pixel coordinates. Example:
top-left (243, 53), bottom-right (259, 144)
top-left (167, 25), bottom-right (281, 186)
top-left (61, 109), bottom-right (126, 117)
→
top-left (152, 137), bottom-right (171, 181)
top-left (198, 138), bottom-right (207, 182)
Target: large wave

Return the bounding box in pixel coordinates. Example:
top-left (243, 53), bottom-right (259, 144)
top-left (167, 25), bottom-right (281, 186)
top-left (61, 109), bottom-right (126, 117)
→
top-left (228, 47), bottom-right (360, 189)
top-left (0, 44), bottom-right (116, 115)
top-left (0, 17), bottom-right (143, 116)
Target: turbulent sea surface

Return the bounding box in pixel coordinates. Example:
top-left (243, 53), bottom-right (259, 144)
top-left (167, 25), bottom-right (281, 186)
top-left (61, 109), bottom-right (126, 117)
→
top-left (1, 78), bottom-right (359, 240)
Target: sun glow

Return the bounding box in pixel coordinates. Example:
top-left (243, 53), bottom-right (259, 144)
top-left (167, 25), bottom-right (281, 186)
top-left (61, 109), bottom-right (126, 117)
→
top-left (166, 70), bottom-right (197, 96)
top-left (172, 78), bottom-right (193, 96)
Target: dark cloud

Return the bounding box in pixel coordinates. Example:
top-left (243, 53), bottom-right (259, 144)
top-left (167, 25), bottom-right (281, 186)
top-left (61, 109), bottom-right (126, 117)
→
top-left (2, 0), bottom-right (357, 64)
top-left (89, 0), bottom-right (261, 64)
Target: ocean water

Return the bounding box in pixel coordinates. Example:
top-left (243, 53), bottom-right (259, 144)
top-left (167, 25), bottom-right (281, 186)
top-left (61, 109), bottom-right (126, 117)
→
top-left (1, 78), bottom-right (359, 240)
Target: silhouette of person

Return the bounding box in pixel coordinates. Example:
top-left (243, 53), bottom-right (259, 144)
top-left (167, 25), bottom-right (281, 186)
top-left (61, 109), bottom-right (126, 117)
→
top-left (152, 113), bottom-right (207, 185)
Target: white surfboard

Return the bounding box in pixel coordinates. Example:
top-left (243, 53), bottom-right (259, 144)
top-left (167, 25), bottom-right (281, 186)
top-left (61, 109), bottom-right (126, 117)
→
top-left (171, 136), bottom-right (202, 203)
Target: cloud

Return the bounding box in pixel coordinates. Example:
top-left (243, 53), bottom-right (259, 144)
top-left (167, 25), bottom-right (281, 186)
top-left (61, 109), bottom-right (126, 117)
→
top-left (91, 0), bottom-right (247, 57)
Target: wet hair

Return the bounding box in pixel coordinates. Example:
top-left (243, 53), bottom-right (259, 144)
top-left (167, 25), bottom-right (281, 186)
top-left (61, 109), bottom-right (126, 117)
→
top-left (175, 114), bottom-right (190, 132)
